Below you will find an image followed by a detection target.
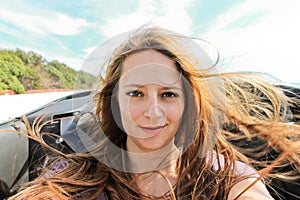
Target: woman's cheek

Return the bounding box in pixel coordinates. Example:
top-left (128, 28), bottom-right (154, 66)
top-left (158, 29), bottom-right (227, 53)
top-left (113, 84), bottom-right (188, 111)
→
top-left (164, 100), bottom-right (184, 119)
top-left (166, 107), bottom-right (182, 121)
top-left (127, 101), bottom-right (145, 121)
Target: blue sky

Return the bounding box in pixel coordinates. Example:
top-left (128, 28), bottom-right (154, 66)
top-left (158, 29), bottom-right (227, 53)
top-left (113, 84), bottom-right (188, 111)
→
top-left (1, 0), bottom-right (300, 83)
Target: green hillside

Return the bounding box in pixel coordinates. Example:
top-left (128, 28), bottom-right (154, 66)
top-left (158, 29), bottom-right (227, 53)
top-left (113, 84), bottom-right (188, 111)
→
top-left (0, 48), bottom-right (96, 94)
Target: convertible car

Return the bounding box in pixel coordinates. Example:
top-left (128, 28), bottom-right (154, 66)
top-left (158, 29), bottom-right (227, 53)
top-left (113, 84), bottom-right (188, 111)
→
top-left (0, 90), bottom-right (95, 199)
top-left (0, 82), bottom-right (299, 199)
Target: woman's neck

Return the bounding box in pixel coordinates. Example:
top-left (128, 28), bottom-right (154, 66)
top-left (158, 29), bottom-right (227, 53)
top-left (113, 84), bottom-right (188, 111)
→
top-left (135, 164), bottom-right (178, 198)
top-left (126, 139), bottom-right (180, 173)
top-left (125, 140), bottom-right (180, 197)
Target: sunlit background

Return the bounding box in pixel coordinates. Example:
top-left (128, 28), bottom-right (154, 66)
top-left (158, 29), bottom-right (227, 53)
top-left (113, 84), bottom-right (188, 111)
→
top-left (1, 0), bottom-right (300, 83)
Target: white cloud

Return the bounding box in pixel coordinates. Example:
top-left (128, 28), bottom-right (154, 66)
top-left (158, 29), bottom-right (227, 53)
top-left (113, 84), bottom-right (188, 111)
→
top-left (0, 7), bottom-right (91, 36)
top-left (203, 0), bottom-right (300, 83)
top-left (83, 46), bottom-right (98, 58)
top-left (100, 0), bottom-right (194, 38)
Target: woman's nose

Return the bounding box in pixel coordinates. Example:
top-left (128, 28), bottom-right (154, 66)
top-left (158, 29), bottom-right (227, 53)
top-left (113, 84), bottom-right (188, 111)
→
top-left (144, 103), bottom-right (165, 119)
top-left (143, 93), bottom-right (166, 119)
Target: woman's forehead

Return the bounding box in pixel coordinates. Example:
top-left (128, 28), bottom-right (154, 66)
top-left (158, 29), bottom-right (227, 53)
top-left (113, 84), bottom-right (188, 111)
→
top-left (123, 50), bottom-right (176, 72)
top-left (120, 50), bottom-right (181, 86)
top-left (119, 64), bottom-right (181, 87)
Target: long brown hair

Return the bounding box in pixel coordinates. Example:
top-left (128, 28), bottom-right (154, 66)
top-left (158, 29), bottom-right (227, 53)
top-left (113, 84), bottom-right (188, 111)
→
top-left (9, 27), bottom-right (300, 200)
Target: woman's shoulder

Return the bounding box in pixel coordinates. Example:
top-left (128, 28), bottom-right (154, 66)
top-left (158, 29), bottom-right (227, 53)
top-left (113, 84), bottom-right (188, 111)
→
top-left (208, 151), bottom-right (259, 179)
top-left (207, 152), bottom-right (274, 199)
top-left (228, 178), bottom-right (274, 200)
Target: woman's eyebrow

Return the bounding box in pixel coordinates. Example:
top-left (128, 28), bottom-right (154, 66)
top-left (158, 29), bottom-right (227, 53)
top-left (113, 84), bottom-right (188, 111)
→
top-left (123, 84), bottom-right (182, 91)
top-left (161, 86), bottom-right (182, 91)
top-left (124, 84), bottom-right (144, 88)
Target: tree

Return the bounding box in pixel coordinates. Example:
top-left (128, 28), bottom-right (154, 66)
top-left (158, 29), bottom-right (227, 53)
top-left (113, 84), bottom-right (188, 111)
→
top-left (0, 51), bottom-right (43, 93)
top-left (46, 60), bottom-right (77, 89)
top-left (0, 48), bottom-right (96, 92)
top-left (14, 48), bottom-right (44, 68)
top-left (0, 53), bottom-right (26, 94)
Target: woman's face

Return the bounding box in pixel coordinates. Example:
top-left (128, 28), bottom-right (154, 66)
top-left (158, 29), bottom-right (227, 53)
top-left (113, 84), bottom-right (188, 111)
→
top-left (117, 50), bottom-right (184, 153)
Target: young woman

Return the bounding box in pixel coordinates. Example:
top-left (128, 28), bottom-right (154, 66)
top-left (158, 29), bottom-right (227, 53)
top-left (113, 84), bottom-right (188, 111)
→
top-left (9, 27), bottom-right (300, 199)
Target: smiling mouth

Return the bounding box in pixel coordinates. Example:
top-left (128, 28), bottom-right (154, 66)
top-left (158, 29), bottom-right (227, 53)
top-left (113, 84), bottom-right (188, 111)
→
top-left (139, 125), bottom-right (166, 135)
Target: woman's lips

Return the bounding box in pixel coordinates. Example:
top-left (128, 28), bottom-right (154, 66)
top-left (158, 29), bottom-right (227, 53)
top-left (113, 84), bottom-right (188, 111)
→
top-left (139, 125), bottom-right (166, 135)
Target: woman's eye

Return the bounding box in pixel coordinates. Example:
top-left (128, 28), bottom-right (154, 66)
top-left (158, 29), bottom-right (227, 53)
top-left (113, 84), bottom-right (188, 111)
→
top-left (162, 92), bottom-right (179, 98)
top-left (126, 90), bottom-right (143, 97)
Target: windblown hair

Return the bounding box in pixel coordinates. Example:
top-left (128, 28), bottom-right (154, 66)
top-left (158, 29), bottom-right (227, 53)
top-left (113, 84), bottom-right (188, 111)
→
top-left (9, 27), bottom-right (300, 200)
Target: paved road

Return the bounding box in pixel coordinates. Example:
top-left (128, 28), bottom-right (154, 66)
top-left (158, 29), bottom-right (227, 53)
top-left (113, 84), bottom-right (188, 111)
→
top-left (0, 91), bottom-right (74, 123)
